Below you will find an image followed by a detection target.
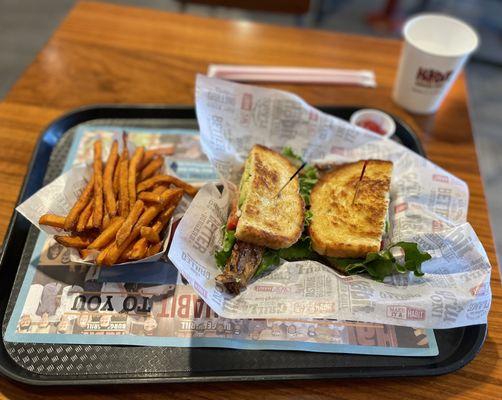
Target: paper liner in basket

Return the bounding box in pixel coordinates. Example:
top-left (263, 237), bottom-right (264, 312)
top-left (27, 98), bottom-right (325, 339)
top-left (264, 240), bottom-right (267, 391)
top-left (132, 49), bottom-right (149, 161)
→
top-left (167, 75), bottom-right (492, 329)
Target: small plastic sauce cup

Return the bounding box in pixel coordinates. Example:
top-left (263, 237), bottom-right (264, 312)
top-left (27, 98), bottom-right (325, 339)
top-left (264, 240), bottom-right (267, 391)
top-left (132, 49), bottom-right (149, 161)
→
top-left (350, 109), bottom-right (396, 139)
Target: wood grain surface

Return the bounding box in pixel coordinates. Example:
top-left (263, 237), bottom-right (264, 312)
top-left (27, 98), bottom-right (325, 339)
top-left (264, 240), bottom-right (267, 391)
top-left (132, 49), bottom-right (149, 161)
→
top-left (0, 2), bottom-right (500, 399)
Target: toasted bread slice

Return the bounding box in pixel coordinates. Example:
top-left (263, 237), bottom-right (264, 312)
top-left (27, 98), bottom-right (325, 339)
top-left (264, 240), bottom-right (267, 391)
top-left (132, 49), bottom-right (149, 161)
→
top-left (235, 145), bottom-right (304, 249)
top-left (309, 160), bottom-right (393, 258)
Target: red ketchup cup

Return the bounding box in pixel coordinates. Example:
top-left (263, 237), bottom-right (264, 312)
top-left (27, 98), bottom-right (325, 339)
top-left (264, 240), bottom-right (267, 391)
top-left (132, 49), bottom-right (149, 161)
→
top-left (350, 109), bottom-right (396, 139)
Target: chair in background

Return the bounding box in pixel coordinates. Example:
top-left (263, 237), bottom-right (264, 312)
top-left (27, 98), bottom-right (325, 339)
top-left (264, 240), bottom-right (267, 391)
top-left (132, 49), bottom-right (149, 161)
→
top-left (176, 0), bottom-right (311, 25)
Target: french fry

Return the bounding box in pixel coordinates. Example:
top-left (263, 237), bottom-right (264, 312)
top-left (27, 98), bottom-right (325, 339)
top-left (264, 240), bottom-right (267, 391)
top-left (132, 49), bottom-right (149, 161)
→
top-left (135, 188), bottom-right (183, 234)
top-left (159, 204), bottom-right (177, 224)
top-left (136, 175), bottom-right (175, 193)
top-left (64, 175), bottom-right (94, 231)
top-left (86, 209), bottom-right (95, 230)
top-left (139, 188), bottom-right (183, 206)
top-left (138, 191), bottom-right (162, 203)
top-left (79, 248), bottom-right (94, 260)
top-left (76, 201), bottom-right (93, 232)
top-left (139, 148), bottom-right (174, 169)
top-left (55, 235), bottom-right (91, 249)
top-left (140, 226), bottom-right (160, 244)
top-left (138, 149), bottom-right (157, 170)
top-left (103, 140), bottom-right (119, 217)
top-left (115, 200), bottom-right (144, 246)
top-left (92, 140), bottom-right (104, 228)
top-left (128, 147), bottom-right (145, 208)
top-left (96, 243), bottom-right (113, 265)
top-left (113, 134), bottom-right (127, 197)
top-left (137, 175), bottom-right (198, 197)
top-left (119, 151), bottom-right (129, 217)
top-left (152, 185), bottom-right (168, 194)
top-left (88, 217), bottom-right (125, 250)
top-left (115, 200), bottom-right (177, 265)
top-left (39, 214), bottom-right (66, 229)
top-left (159, 188), bottom-right (184, 208)
top-left (151, 219), bottom-right (164, 233)
top-left (97, 229), bottom-right (127, 265)
top-left (103, 237), bottom-right (133, 266)
top-left (139, 157), bottom-right (163, 181)
top-left (47, 136), bottom-right (193, 266)
top-left (103, 204), bottom-right (162, 265)
top-left (112, 160), bottom-right (120, 196)
top-left (147, 242), bottom-right (162, 257)
top-left (102, 211), bottom-right (111, 229)
top-left (119, 240), bottom-right (137, 262)
top-left (129, 238), bottom-right (148, 260)
top-left (140, 201), bottom-right (177, 244)
top-left (153, 204), bottom-right (176, 231)
top-left (138, 185), bottom-right (171, 203)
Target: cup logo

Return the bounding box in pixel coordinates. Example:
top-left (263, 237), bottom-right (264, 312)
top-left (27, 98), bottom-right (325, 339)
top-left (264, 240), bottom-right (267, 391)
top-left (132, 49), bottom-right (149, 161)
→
top-left (415, 67), bottom-right (453, 88)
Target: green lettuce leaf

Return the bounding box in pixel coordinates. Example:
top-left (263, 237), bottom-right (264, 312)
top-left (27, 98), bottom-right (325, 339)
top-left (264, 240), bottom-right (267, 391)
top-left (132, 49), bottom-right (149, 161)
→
top-left (393, 241), bottom-right (431, 277)
top-left (304, 210), bottom-right (313, 226)
top-left (254, 249), bottom-right (281, 277)
top-left (214, 228), bottom-right (236, 270)
top-left (282, 146), bottom-right (303, 164)
top-left (253, 236), bottom-right (319, 278)
top-left (327, 242), bottom-right (432, 282)
top-left (299, 165), bottom-right (318, 207)
top-left (282, 147), bottom-right (319, 207)
top-left (278, 236), bottom-right (316, 260)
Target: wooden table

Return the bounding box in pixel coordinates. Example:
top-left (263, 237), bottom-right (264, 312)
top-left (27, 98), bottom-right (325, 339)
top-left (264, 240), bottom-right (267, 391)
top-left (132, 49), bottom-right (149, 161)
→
top-left (0, 1), bottom-right (500, 399)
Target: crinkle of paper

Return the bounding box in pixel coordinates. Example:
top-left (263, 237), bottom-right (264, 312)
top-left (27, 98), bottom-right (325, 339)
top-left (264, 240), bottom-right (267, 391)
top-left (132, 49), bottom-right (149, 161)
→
top-left (16, 134), bottom-right (185, 266)
top-left (167, 75), bottom-right (492, 329)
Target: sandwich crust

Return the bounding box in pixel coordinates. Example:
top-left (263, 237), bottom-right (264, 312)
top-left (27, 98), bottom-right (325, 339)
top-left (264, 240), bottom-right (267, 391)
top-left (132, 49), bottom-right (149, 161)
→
top-left (309, 160), bottom-right (393, 258)
top-left (235, 145), bottom-right (304, 249)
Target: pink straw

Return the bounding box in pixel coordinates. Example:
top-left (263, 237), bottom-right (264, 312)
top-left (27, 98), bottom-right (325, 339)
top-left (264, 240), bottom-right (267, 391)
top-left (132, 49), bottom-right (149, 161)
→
top-left (207, 65), bottom-right (376, 87)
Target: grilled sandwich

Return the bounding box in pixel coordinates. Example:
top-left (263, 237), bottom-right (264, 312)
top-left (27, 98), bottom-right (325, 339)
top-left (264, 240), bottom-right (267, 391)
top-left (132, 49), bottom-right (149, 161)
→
top-left (236, 145), bottom-right (304, 249)
top-left (309, 160), bottom-right (393, 259)
top-left (215, 144), bottom-right (305, 293)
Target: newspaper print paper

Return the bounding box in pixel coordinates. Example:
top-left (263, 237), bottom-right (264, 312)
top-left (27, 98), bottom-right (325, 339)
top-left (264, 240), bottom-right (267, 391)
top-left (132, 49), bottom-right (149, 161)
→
top-left (4, 232), bottom-right (437, 355)
top-left (168, 75), bottom-right (492, 329)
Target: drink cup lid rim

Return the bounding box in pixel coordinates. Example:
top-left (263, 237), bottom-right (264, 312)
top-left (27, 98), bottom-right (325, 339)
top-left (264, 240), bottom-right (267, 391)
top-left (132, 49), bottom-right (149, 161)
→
top-left (403, 13), bottom-right (479, 58)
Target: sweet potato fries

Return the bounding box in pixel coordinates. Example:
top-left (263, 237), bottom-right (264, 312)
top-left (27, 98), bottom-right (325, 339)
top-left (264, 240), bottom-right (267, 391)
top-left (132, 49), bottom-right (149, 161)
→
top-left (39, 135), bottom-right (197, 265)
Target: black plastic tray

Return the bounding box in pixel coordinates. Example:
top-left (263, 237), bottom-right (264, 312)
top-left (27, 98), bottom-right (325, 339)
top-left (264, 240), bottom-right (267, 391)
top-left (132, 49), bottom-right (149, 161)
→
top-left (0, 105), bottom-right (486, 385)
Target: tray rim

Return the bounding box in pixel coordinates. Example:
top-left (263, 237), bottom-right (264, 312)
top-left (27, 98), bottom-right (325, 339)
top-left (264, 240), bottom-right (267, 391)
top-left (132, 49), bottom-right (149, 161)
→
top-left (0, 104), bottom-right (487, 386)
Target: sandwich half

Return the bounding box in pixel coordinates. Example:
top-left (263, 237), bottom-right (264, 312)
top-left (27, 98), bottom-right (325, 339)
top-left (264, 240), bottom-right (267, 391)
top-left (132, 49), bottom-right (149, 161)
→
top-left (215, 144), bottom-right (305, 293)
top-left (236, 144), bottom-right (304, 249)
top-left (309, 160), bottom-right (393, 259)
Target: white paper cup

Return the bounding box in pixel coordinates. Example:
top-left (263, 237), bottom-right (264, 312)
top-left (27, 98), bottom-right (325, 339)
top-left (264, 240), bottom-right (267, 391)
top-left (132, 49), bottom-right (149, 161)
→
top-left (393, 14), bottom-right (479, 114)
